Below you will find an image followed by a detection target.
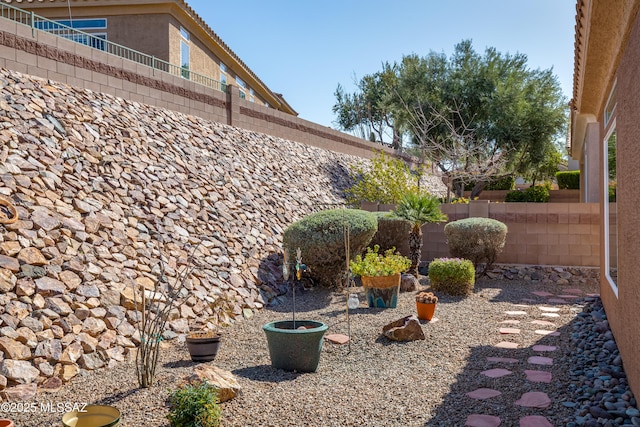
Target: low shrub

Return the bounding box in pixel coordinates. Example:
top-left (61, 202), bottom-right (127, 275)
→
top-left (609, 182), bottom-right (617, 202)
top-left (444, 217), bottom-right (508, 275)
top-left (505, 185), bottom-right (550, 203)
top-left (428, 258), bottom-right (475, 296)
top-left (369, 213), bottom-right (411, 257)
top-left (556, 170), bottom-right (580, 189)
top-left (167, 381), bottom-right (221, 427)
top-left (283, 209), bottom-right (377, 288)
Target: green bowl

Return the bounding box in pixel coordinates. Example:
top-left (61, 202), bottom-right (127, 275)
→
top-left (62, 405), bottom-right (120, 427)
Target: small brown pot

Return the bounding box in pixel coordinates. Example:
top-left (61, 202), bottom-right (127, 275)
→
top-left (416, 301), bottom-right (437, 321)
top-left (0, 420), bottom-right (14, 427)
top-left (186, 332), bottom-right (221, 362)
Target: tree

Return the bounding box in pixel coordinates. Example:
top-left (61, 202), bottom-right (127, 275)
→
top-left (393, 191), bottom-right (447, 277)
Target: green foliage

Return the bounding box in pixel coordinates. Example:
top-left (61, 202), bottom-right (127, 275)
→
top-left (369, 213), bottom-right (412, 256)
top-left (167, 381), bottom-right (221, 427)
top-left (444, 217), bottom-right (508, 275)
top-left (283, 209), bottom-right (377, 288)
top-left (393, 191), bottom-right (447, 226)
top-left (556, 171), bottom-right (580, 189)
top-left (428, 258), bottom-right (475, 296)
top-left (505, 185), bottom-right (550, 203)
top-left (350, 245), bottom-right (411, 277)
top-left (609, 182), bottom-right (617, 203)
top-left (346, 151), bottom-right (419, 205)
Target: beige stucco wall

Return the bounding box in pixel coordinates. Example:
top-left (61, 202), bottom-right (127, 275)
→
top-left (107, 14), bottom-right (171, 61)
top-left (599, 7), bottom-right (640, 402)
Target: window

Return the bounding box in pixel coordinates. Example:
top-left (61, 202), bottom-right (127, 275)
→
top-left (34, 18), bottom-right (108, 50)
top-left (604, 85), bottom-right (618, 297)
top-left (219, 63), bottom-right (227, 90)
top-left (236, 77), bottom-right (246, 99)
top-left (179, 27), bottom-right (190, 79)
top-left (249, 88), bottom-right (255, 103)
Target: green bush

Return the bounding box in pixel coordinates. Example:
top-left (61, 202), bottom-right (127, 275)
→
top-left (609, 182), bottom-right (617, 202)
top-left (444, 217), bottom-right (508, 275)
top-left (346, 151), bottom-right (419, 205)
top-left (428, 258), bottom-right (475, 296)
top-left (505, 185), bottom-right (550, 203)
top-left (283, 209), bottom-right (377, 288)
top-left (369, 213), bottom-right (411, 256)
top-left (167, 381), bottom-right (221, 427)
top-left (556, 171), bottom-right (580, 189)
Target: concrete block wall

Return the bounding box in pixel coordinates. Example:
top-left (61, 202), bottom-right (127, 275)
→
top-left (0, 18), bottom-right (394, 160)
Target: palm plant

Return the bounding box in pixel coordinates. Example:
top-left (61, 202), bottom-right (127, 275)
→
top-left (393, 192), bottom-right (447, 277)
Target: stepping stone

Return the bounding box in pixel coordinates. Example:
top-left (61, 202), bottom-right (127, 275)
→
top-left (532, 291), bottom-right (554, 297)
top-left (427, 317), bottom-right (439, 323)
top-left (534, 330), bottom-right (560, 336)
top-left (495, 341), bottom-right (519, 349)
top-left (528, 356), bottom-right (553, 366)
top-left (504, 310), bottom-right (527, 316)
top-left (520, 415), bottom-right (553, 427)
top-left (531, 320), bottom-right (556, 326)
top-left (524, 370), bottom-right (553, 383)
top-left (586, 293), bottom-right (600, 297)
top-left (466, 388), bottom-right (502, 400)
top-left (466, 414), bottom-right (501, 427)
top-left (481, 368), bottom-right (513, 378)
top-left (548, 297), bottom-right (568, 304)
top-left (325, 334), bottom-right (349, 344)
top-left (500, 319), bottom-right (520, 324)
top-left (514, 391), bottom-right (551, 408)
top-left (499, 328), bottom-right (521, 334)
top-left (562, 288), bottom-right (584, 294)
top-left (541, 313), bottom-right (560, 318)
top-left (538, 306), bottom-right (560, 312)
top-left (532, 345), bottom-right (557, 352)
top-left (486, 357), bottom-right (519, 364)
top-left (513, 304), bottom-right (529, 308)
top-left (558, 294), bottom-right (580, 299)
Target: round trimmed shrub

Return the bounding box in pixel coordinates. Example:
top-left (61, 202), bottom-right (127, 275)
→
top-left (444, 217), bottom-right (507, 275)
top-left (428, 258), bottom-right (475, 296)
top-left (369, 213), bottom-right (411, 257)
top-left (283, 209), bottom-right (378, 288)
top-left (556, 170), bottom-right (580, 189)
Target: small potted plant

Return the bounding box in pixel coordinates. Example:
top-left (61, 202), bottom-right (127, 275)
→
top-left (186, 326), bottom-right (222, 363)
top-left (415, 291), bottom-right (438, 321)
top-left (349, 245), bottom-right (411, 308)
top-left (167, 381), bottom-right (221, 427)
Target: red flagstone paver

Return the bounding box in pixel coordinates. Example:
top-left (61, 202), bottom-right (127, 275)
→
top-left (519, 415), bottom-right (554, 427)
top-left (504, 310), bottom-right (527, 316)
top-left (534, 330), bottom-right (560, 336)
top-left (586, 293), bottom-right (600, 297)
top-left (562, 288), bottom-right (584, 294)
top-left (500, 319), bottom-right (520, 324)
top-left (558, 294), bottom-right (580, 299)
top-left (325, 334), bottom-right (349, 344)
top-left (532, 291), bottom-right (554, 297)
top-left (528, 356), bottom-right (554, 366)
top-left (466, 414), bottom-right (501, 427)
top-left (495, 341), bottom-right (519, 349)
top-left (541, 313), bottom-right (560, 318)
top-left (531, 320), bottom-right (556, 326)
top-left (547, 297), bottom-right (568, 304)
top-left (481, 368), bottom-right (513, 378)
top-left (538, 306), bottom-right (560, 312)
top-left (524, 370), bottom-right (553, 383)
top-left (486, 357), bottom-right (519, 364)
top-left (466, 388), bottom-right (502, 400)
top-left (499, 328), bottom-right (521, 334)
top-left (514, 392), bottom-right (552, 408)
top-left (532, 345), bottom-right (557, 352)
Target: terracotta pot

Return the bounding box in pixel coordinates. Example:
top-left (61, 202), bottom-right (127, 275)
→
top-left (361, 274), bottom-right (401, 308)
top-left (0, 420), bottom-right (14, 427)
top-left (416, 301), bottom-right (437, 321)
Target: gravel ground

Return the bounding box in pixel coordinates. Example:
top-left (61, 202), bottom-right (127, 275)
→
top-left (9, 276), bottom-right (631, 427)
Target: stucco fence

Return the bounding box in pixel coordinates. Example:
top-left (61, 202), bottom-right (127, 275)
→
top-left (362, 201), bottom-right (599, 267)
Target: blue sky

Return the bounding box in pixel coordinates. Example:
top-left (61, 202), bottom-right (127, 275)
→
top-left (187, 1), bottom-right (576, 129)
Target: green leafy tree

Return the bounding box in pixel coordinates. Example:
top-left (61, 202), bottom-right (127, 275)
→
top-left (346, 151), bottom-right (420, 206)
top-left (393, 191), bottom-right (447, 276)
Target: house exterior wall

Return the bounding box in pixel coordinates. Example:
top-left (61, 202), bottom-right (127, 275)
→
top-left (600, 8), bottom-right (640, 400)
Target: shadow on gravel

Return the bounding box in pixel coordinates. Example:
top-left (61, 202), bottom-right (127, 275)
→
top-left (163, 359), bottom-right (196, 369)
top-left (232, 365), bottom-right (302, 383)
top-left (264, 285), bottom-right (334, 314)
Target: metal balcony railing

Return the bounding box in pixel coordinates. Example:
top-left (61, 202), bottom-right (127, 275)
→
top-left (0, 2), bottom-right (226, 93)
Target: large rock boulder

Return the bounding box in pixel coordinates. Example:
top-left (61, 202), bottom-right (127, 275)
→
top-left (382, 315), bottom-right (425, 341)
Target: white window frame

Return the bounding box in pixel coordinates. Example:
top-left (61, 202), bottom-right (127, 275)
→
top-left (603, 119), bottom-right (618, 298)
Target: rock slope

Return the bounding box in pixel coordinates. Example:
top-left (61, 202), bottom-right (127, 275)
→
top-left (0, 66), bottom-right (445, 394)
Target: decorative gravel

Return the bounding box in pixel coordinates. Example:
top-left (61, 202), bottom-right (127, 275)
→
top-left (9, 277), bottom-right (637, 427)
